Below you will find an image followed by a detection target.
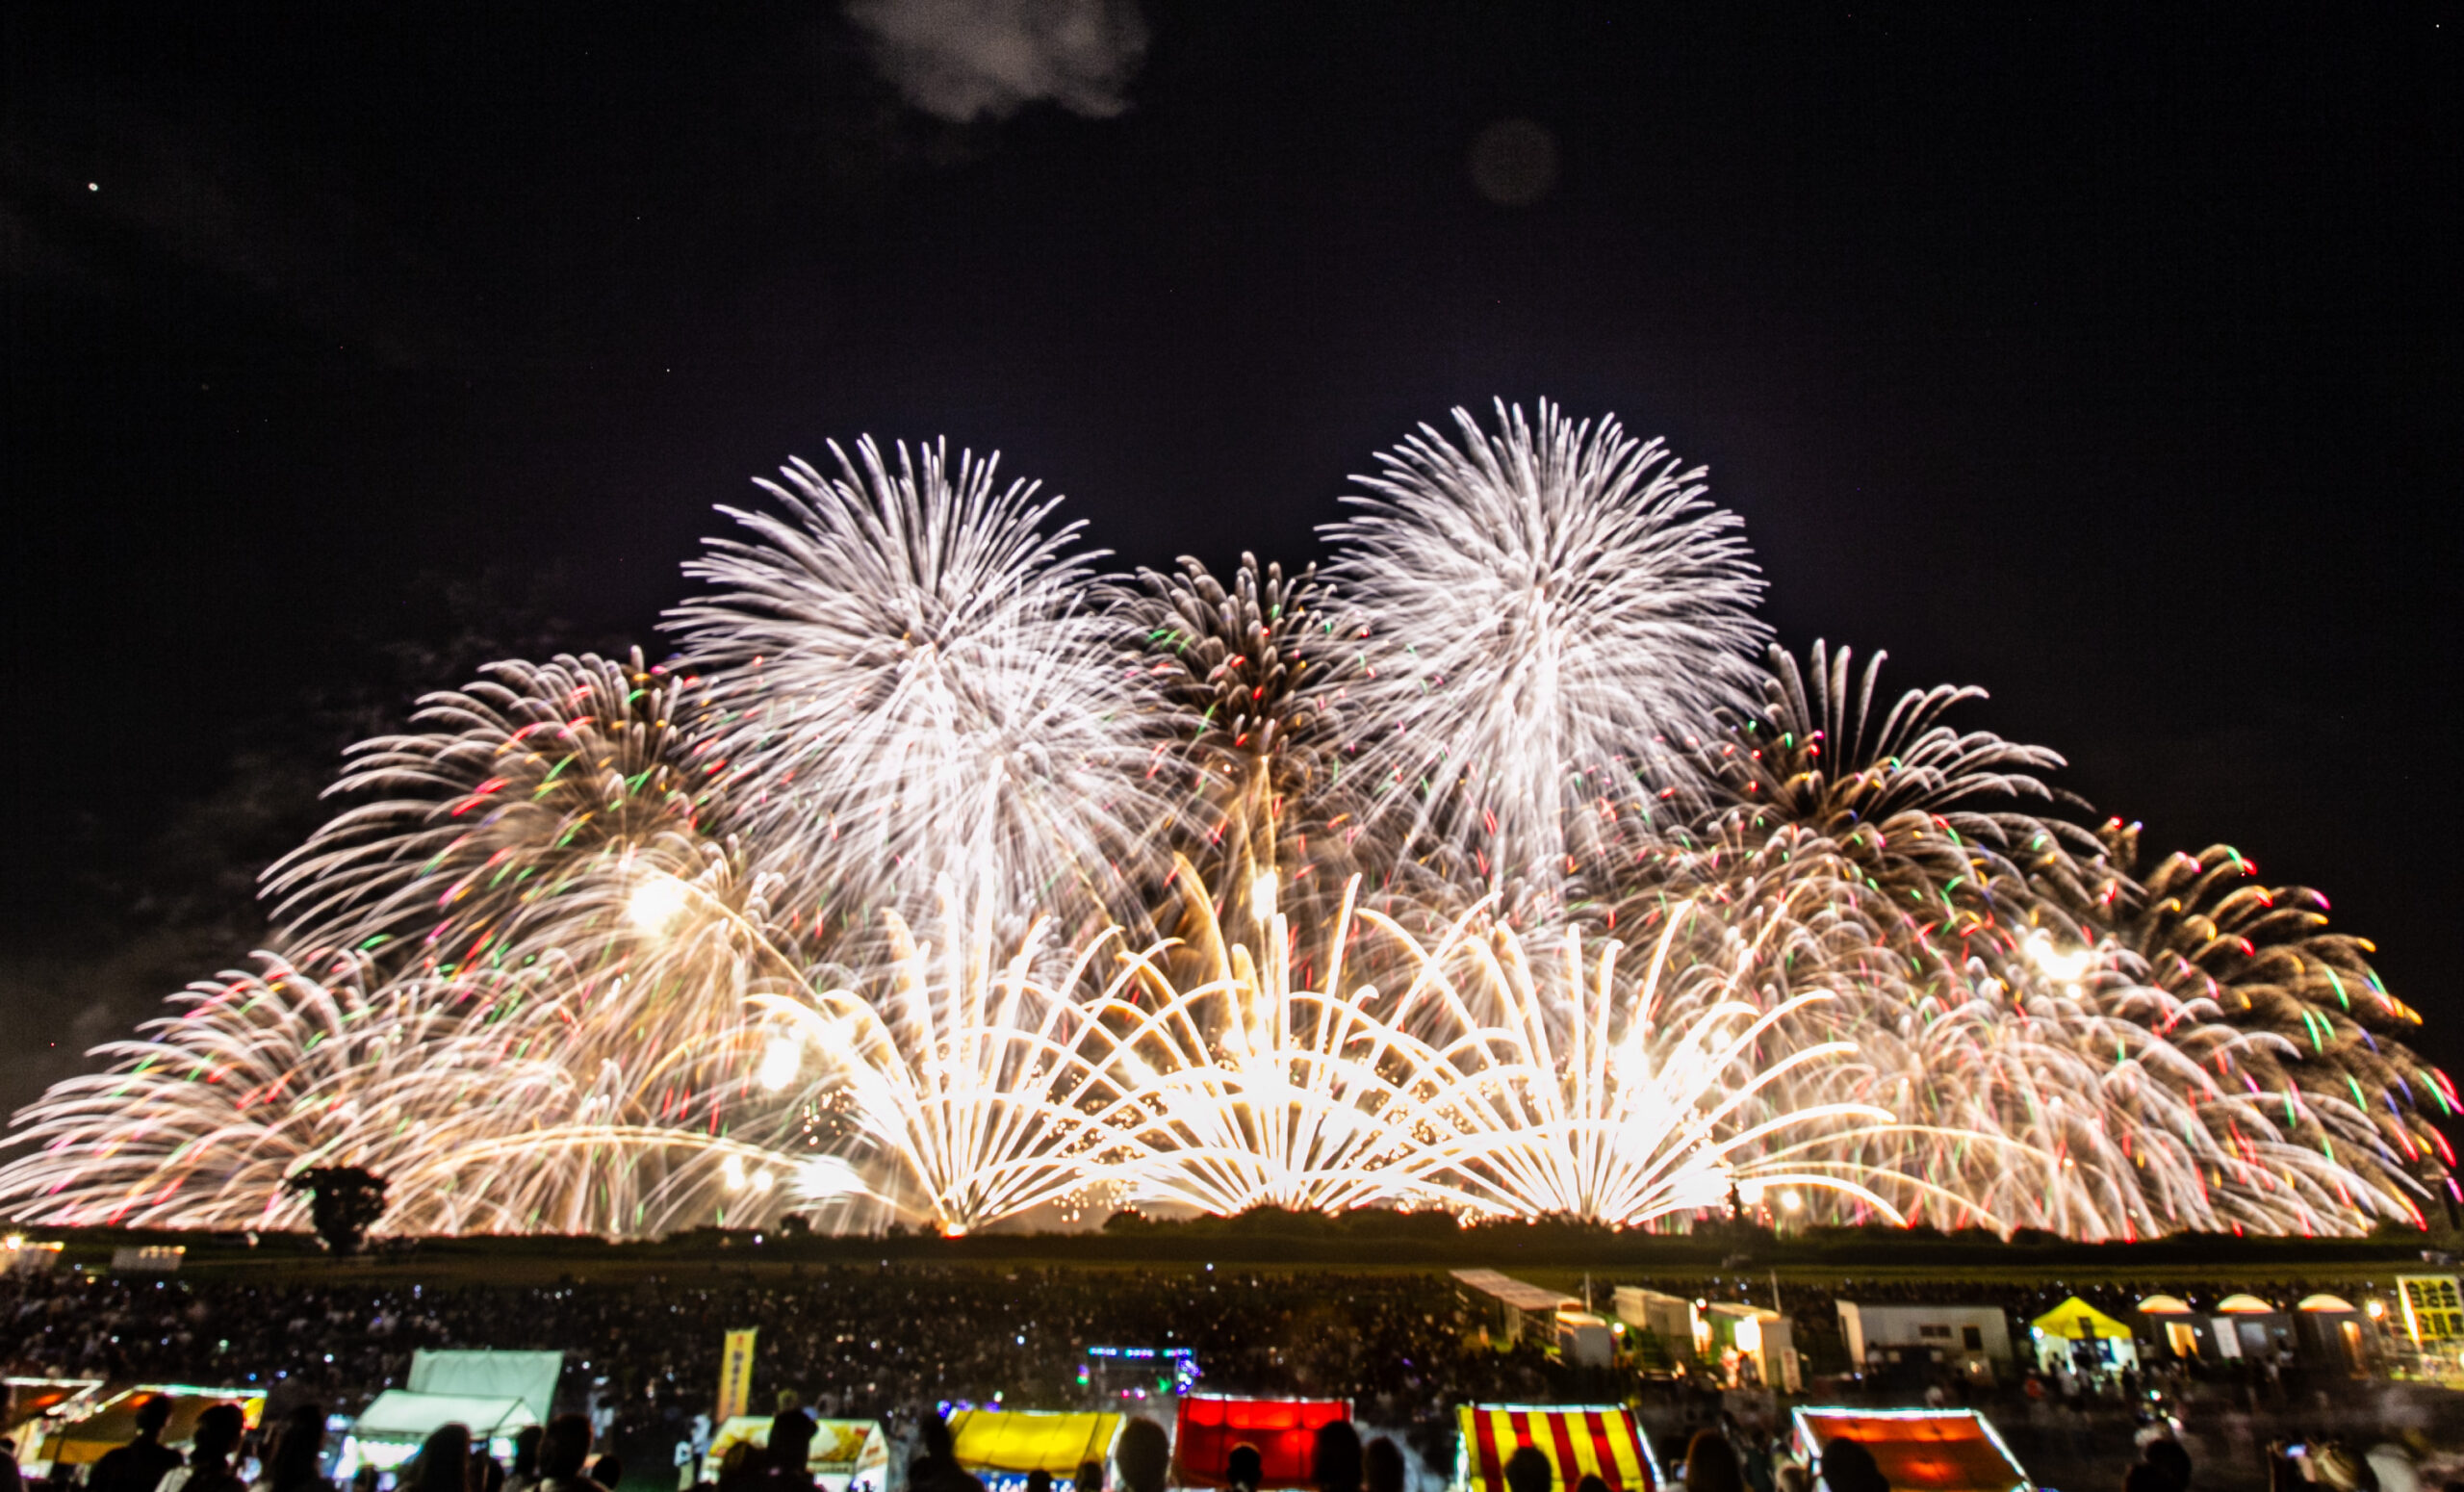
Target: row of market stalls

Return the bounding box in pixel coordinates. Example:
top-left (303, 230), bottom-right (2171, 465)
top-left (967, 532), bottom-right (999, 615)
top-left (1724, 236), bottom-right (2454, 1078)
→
top-left (1841, 1289), bottom-right (2420, 1384)
top-left (2, 1353), bottom-right (557, 1483)
top-left (1448, 1272), bottom-right (1801, 1390)
top-left (9, 1376), bottom-right (2034, 1492)
top-left (925, 1399), bottom-right (2030, 1492)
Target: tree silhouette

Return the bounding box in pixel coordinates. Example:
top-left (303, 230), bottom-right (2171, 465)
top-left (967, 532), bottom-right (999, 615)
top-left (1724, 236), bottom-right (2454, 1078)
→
top-left (283, 1167), bottom-right (389, 1254)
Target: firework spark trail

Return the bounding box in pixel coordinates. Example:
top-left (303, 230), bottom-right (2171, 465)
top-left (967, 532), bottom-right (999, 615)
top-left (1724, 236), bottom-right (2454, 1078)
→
top-left (1375, 893), bottom-right (1919, 1227)
top-left (2058, 825), bottom-right (2454, 1210)
top-left (266, 650), bottom-right (726, 967)
top-left (1126, 554), bottom-right (1352, 912)
top-left (1665, 643), bottom-right (2430, 1236)
top-left (668, 438), bottom-right (1180, 939)
top-left (257, 648), bottom-right (800, 1230)
top-left (1322, 399), bottom-right (1768, 908)
top-left (1081, 868), bottom-right (1483, 1216)
top-left (0, 952), bottom-right (765, 1236)
top-left (1081, 867), bottom-right (1920, 1227)
top-left (759, 884), bottom-right (1132, 1236)
top-left (1700, 640), bottom-right (2097, 885)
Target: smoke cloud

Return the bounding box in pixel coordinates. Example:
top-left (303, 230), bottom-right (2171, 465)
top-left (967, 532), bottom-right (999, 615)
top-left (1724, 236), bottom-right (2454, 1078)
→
top-left (844, 0), bottom-right (1148, 122)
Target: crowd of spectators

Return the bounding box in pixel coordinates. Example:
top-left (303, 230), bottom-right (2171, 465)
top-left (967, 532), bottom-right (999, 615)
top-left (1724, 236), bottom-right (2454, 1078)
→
top-left (3, 1264), bottom-right (2448, 1492)
top-left (1, 1267), bottom-right (1578, 1486)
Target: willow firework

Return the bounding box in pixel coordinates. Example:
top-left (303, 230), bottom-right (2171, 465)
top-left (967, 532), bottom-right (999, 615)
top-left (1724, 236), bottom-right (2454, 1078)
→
top-left (1, 402), bottom-right (2440, 1241)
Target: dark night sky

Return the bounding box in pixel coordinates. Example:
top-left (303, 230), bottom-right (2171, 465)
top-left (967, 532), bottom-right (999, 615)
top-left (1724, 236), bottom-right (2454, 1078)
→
top-left (3, 3), bottom-right (2457, 1119)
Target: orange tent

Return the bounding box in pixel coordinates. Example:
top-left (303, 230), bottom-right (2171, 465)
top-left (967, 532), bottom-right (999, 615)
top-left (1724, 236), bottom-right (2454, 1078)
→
top-left (1456, 1405), bottom-right (1657, 1492)
top-left (1790, 1408), bottom-right (2030, 1492)
top-left (1173, 1396), bottom-right (1350, 1490)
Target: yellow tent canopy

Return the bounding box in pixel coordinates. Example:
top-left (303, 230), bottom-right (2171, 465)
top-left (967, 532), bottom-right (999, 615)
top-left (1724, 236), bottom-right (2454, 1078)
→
top-left (947, 1410), bottom-right (1124, 1477)
top-left (42, 1388), bottom-right (265, 1467)
top-left (2031, 1298), bottom-right (2131, 1342)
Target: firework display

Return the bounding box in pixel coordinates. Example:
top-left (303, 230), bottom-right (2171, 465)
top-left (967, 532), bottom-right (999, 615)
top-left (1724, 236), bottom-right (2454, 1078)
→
top-left (1324, 401), bottom-right (1767, 908)
top-left (0, 401), bottom-right (2444, 1241)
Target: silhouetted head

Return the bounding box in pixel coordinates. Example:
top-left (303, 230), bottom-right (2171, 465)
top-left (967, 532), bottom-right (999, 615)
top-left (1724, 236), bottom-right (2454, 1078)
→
top-left (413, 1424), bottom-right (473, 1492)
top-left (769, 1413), bottom-right (815, 1474)
top-left (1228, 1445), bottom-right (1264, 1491)
top-left (134, 1398), bottom-right (175, 1438)
top-left (270, 1403), bottom-right (329, 1484)
top-left (1314, 1422), bottom-right (1363, 1492)
top-left (1822, 1437), bottom-right (1888, 1492)
top-left (512, 1426), bottom-right (546, 1479)
top-left (1503, 1445), bottom-right (1554, 1492)
top-left (2143, 1440), bottom-right (2192, 1492)
top-left (1687, 1429), bottom-right (1743, 1492)
top-left (541, 1415), bottom-right (594, 1481)
top-left (1113, 1419), bottom-right (1170, 1492)
top-left (1364, 1440), bottom-right (1406, 1492)
top-left (193, 1405), bottom-right (247, 1465)
top-left (1075, 1459), bottom-right (1105, 1492)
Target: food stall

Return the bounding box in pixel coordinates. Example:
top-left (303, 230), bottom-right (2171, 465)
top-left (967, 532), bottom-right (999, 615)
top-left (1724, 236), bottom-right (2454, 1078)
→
top-left (1788, 1407), bottom-right (2030, 1492)
top-left (1454, 1404), bottom-right (1657, 1492)
top-left (33, 1386), bottom-right (264, 1473)
top-left (1172, 1395), bottom-right (1349, 1489)
top-left (947, 1409), bottom-right (1127, 1491)
top-left (702, 1416), bottom-right (889, 1491)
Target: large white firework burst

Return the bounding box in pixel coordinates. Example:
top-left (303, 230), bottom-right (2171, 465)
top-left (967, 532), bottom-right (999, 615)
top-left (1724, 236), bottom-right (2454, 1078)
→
top-left (669, 438), bottom-right (1179, 936)
top-left (1323, 400), bottom-right (1767, 908)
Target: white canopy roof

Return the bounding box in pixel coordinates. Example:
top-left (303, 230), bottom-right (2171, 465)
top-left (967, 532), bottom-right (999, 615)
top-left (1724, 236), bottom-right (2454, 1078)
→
top-left (407, 1351), bottom-right (562, 1426)
top-left (353, 1391), bottom-right (536, 1442)
top-left (1451, 1269), bottom-right (1578, 1312)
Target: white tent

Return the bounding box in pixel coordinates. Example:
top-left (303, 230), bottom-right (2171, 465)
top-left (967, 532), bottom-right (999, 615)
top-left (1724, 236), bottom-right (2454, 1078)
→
top-left (341, 1358), bottom-right (558, 1480)
top-left (354, 1391), bottom-right (536, 1444)
top-left (408, 1350), bottom-right (563, 1425)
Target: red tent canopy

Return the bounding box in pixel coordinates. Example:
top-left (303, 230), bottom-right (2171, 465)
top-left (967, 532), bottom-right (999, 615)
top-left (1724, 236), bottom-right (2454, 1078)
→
top-left (1172, 1396), bottom-right (1351, 1490)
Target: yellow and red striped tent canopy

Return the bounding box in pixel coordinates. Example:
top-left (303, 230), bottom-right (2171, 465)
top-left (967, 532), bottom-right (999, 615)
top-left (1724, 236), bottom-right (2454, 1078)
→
top-left (1456, 1404), bottom-right (1658, 1492)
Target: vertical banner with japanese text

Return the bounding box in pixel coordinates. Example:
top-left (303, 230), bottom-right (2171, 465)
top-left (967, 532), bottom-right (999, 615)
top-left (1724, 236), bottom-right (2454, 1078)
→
top-left (716, 1328), bottom-right (758, 1424)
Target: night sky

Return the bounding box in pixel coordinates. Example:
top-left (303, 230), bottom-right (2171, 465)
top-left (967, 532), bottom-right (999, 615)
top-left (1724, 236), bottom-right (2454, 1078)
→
top-left (4, 4), bottom-right (2456, 1120)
